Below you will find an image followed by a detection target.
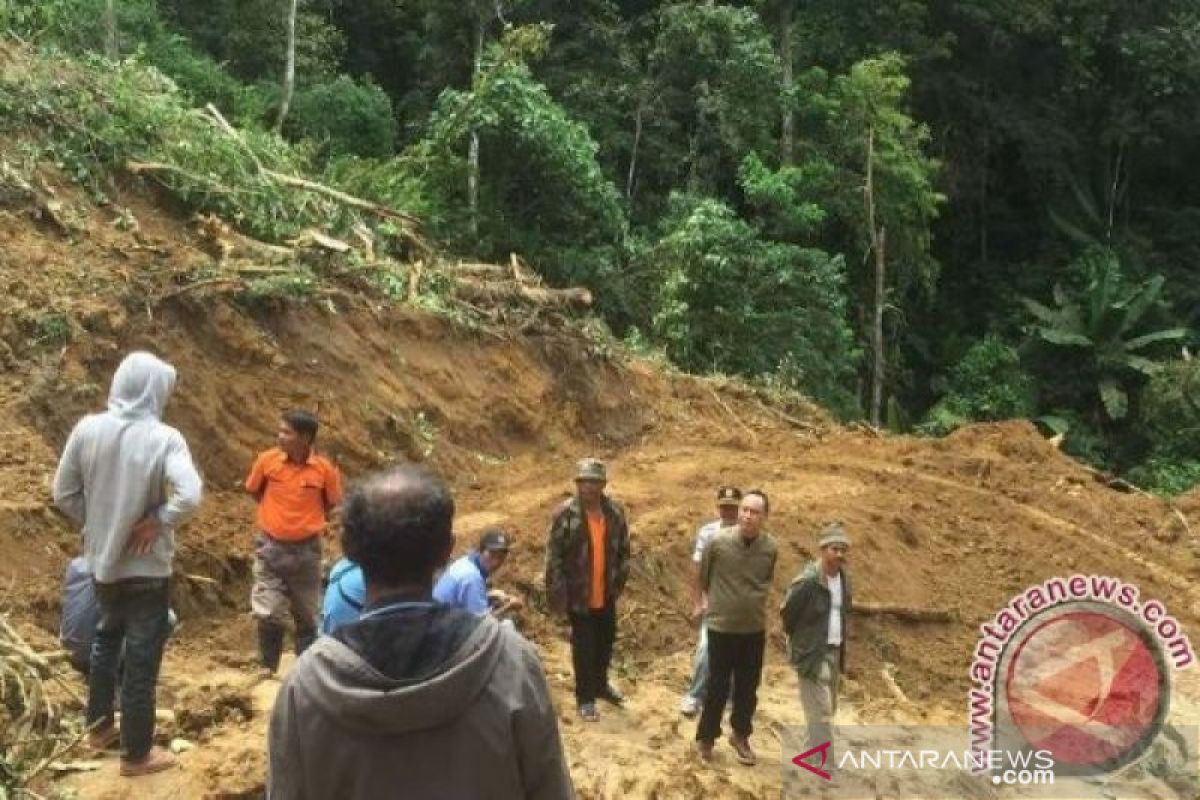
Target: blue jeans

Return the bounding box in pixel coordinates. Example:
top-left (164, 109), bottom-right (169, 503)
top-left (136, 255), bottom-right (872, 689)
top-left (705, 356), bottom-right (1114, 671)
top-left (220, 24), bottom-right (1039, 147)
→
top-left (686, 623), bottom-right (710, 702)
top-left (86, 578), bottom-right (170, 761)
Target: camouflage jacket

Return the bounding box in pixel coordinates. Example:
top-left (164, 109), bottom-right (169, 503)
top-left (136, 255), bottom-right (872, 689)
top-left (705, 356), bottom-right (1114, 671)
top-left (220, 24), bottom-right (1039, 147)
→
top-left (544, 496), bottom-right (630, 615)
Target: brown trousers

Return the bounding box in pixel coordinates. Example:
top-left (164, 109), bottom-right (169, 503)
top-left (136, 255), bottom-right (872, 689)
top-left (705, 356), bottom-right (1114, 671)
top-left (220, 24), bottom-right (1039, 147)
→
top-left (250, 532), bottom-right (321, 633)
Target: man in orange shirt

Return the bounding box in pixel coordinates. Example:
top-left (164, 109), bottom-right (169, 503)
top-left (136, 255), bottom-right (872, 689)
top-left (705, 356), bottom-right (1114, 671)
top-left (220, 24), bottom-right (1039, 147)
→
top-left (544, 458), bottom-right (631, 721)
top-left (245, 410), bottom-right (343, 672)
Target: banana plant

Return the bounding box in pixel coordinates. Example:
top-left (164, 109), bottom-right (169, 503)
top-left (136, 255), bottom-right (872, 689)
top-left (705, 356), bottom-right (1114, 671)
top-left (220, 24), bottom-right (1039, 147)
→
top-left (1021, 249), bottom-right (1188, 420)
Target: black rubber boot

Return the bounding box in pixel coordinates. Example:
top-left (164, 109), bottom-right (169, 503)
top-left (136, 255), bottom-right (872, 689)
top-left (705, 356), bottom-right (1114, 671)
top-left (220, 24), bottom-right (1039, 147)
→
top-left (258, 621), bottom-right (285, 672)
top-left (295, 627), bottom-right (317, 658)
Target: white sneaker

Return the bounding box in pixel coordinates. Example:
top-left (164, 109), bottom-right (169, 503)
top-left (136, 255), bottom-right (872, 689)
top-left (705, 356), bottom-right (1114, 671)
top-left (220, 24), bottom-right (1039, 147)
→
top-left (680, 695), bottom-right (701, 717)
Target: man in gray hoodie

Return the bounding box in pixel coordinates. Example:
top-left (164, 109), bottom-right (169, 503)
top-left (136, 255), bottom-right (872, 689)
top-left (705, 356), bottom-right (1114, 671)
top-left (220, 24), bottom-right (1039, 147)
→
top-left (268, 465), bottom-right (573, 800)
top-left (53, 351), bottom-right (203, 777)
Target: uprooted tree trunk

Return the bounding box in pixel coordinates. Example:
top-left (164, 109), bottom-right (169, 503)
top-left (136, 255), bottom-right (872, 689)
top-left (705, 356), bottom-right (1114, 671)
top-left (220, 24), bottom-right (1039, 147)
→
top-left (452, 278), bottom-right (593, 310)
top-left (852, 602), bottom-right (955, 623)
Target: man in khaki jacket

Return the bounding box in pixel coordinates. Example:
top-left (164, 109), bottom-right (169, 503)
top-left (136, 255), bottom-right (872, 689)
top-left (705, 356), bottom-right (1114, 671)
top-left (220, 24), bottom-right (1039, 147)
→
top-left (268, 465), bottom-right (573, 800)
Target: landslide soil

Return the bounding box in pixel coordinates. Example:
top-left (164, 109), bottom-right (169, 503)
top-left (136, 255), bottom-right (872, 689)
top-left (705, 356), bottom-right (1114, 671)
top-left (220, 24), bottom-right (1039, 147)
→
top-left (4, 166), bottom-right (1200, 800)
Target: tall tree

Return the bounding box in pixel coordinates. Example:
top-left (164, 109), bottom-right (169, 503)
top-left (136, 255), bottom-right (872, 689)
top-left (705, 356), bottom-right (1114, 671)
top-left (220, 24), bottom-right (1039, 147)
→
top-left (104, 0), bottom-right (118, 59)
top-left (275, 0), bottom-right (299, 132)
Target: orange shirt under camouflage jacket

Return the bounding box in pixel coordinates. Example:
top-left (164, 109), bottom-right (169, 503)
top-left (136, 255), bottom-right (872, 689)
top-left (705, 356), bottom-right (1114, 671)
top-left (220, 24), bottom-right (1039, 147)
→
top-left (544, 496), bottom-right (631, 615)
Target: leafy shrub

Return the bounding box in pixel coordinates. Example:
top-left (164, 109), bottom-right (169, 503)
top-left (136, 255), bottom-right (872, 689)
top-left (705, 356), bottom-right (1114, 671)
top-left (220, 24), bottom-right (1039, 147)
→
top-left (285, 76), bottom-right (397, 159)
top-left (1126, 360), bottom-right (1200, 494)
top-left (640, 195), bottom-right (859, 416)
top-left (918, 336), bottom-right (1036, 435)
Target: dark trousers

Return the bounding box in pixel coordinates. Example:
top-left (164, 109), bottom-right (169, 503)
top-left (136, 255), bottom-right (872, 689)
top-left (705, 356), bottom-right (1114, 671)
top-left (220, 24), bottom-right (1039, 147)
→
top-left (696, 629), bottom-right (765, 742)
top-left (86, 578), bottom-right (170, 761)
top-left (569, 605), bottom-right (616, 705)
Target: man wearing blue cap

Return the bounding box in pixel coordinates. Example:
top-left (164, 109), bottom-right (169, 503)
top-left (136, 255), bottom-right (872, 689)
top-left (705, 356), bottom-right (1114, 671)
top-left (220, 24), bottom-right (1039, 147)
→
top-left (434, 528), bottom-right (522, 617)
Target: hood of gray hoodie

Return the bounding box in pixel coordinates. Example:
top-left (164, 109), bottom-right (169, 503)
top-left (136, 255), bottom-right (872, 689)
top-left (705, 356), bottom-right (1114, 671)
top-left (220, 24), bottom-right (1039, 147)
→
top-left (294, 613), bottom-right (507, 735)
top-left (108, 351), bottom-right (176, 420)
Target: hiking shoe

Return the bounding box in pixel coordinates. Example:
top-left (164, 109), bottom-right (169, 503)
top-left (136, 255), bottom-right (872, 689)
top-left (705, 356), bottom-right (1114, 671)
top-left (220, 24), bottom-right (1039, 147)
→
top-left (695, 740), bottom-right (715, 762)
top-left (729, 734), bottom-right (756, 766)
top-left (578, 702), bottom-right (599, 722)
top-left (679, 695), bottom-right (701, 717)
top-left (597, 684), bottom-right (626, 707)
top-left (120, 746), bottom-right (177, 777)
top-left (86, 725), bottom-right (119, 752)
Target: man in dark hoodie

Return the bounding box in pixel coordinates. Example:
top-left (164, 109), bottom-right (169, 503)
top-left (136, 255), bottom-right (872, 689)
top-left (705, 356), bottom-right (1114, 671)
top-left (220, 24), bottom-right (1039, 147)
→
top-left (268, 465), bottom-right (573, 800)
top-left (53, 351), bottom-right (203, 777)
top-left (544, 458), bottom-right (631, 722)
top-left (780, 522), bottom-right (852, 763)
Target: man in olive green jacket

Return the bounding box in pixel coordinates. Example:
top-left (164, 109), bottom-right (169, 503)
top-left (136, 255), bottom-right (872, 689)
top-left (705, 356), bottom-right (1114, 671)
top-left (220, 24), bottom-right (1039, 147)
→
top-left (780, 522), bottom-right (852, 762)
top-left (544, 458), bottom-right (631, 721)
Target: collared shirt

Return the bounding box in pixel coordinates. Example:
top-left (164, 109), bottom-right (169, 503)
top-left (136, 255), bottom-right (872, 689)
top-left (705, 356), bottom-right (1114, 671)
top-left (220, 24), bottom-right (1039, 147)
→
top-left (586, 510), bottom-right (606, 609)
top-left (433, 553), bottom-right (491, 616)
top-left (245, 447), bottom-right (343, 541)
top-left (827, 572), bottom-right (843, 645)
top-left (699, 527), bottom-right (778, 634)
top-left (691, 519), bottom-right (723, 564)
top-left (321, 558), bottom-right (366, 635)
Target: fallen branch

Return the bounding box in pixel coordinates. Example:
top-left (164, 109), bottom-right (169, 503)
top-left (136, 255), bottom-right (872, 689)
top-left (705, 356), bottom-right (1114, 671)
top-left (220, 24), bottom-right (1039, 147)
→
top-left (125, 160), bottom-right (241, 196)
top-left (706, 385), bottom-right (759, 443)
top-left (287, 228), bottom-right (353, 253)
top-left (266, 169), bottom-right (423, 227)
top-left (452, 277), bottom-right (592, 310)
top-left (852, 602), bottom-right (955, 623)
top-left (751, 397), bottom-right (819, 432)
top-left (154, 277), bottom-right (247, 304)
top-left (881, 665), bottom-right (910, 704)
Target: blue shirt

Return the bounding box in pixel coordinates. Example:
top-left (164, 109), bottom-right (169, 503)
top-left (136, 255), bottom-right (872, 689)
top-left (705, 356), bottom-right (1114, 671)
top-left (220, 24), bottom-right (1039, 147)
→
top-left (321, 557), bottom-right (366, 635)
top-left (432, 553), bottom-right (490, 616)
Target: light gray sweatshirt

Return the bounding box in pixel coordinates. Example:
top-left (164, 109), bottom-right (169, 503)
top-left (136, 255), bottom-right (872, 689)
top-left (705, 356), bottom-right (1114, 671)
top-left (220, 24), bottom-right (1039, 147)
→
top-left (52, 352), bottom-right (203, 583)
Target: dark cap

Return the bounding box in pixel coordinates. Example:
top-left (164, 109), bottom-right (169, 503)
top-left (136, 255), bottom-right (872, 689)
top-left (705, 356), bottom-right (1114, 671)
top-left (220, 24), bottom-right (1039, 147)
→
top-left (716, 486), bottom-right (743, 507)
top-left (479, 528), bottom-right (512, 552)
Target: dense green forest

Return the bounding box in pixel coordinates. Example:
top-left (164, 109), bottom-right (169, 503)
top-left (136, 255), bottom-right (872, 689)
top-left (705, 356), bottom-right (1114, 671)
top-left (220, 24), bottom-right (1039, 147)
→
top-left (4, 0), bottom-right (1199, 491)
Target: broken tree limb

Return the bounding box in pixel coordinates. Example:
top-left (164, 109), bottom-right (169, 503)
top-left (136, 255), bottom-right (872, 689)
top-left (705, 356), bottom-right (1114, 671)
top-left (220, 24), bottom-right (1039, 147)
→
top-left (203, 103), bottom-right (429, 250)
top-left (852, 602), bottom-right (955, 623)
top-left (881, 665), bottom-right (910, 704)
top-left (706, 384), bottom-right (759, 443)
top-left (154, 277), bottom-right (247, 304)
top-left (454, 261), bottom-right (510, 278)
top-left (265, 170), bottom-right (424, 227)
top-left (286, 228), bottom-right (354, 253)
top-left (124, 160), bottom-right (241, 196)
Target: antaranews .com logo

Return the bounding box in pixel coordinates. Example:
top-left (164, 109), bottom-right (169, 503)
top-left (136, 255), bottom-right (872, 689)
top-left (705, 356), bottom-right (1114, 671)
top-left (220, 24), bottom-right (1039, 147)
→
top-left (969, 574), bottom-right (1195, 780)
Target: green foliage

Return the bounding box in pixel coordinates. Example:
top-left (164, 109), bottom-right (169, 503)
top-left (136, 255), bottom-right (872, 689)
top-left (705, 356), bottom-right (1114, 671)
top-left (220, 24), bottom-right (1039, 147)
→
top-left (285, 76), bottom-right (398, 159)
top-left (918, 336), bottom-right (1036, 435)
top-left (410, 29), bottom-right (624, 286)
top-left (158, 0), bottom-right (345, 85)
top-left (142, 35), bottom-right (270, 123)
top-left (823, 54), bottom-right (944, 298)
top-left (641, 195), bottom-right (859, 416)
top-left (1127, 458), bottom-right (1200, 497)
top-left (1126, 360), bottom-right (1200, 493)
top-left (737, 152), bottom-right (829, 241)
top-left (1021, 247), bottom-right (1187, 421)
top-left (0, 53), bottom-right (423, 253)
